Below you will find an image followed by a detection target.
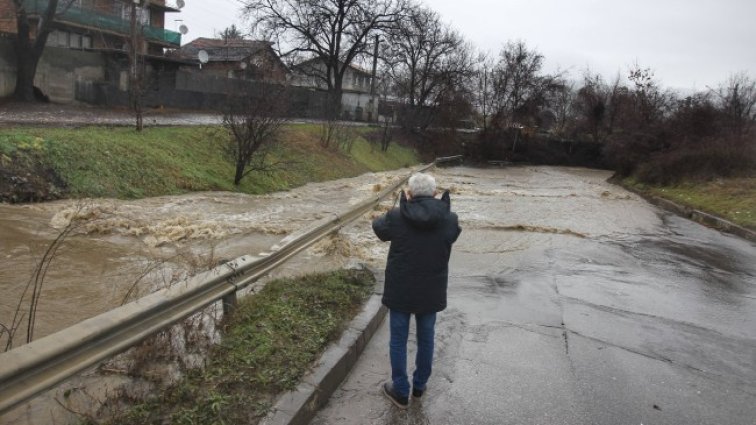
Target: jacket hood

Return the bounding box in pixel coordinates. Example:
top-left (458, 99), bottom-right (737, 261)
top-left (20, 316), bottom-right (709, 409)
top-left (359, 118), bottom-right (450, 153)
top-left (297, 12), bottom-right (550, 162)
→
top-left (399, 190), bottom-right (452, 230)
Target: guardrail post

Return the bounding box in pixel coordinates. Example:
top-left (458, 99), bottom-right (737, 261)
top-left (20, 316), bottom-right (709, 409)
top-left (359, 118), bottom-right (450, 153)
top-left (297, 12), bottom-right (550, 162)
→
top-left (222, 292), bottom-right (238, 317)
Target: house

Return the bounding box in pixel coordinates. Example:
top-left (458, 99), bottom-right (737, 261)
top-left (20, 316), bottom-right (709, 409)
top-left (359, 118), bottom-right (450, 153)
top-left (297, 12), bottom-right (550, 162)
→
top-left (171, 37), bottom-right (287, 82)
top-left (0, 0), bottom-right (182, 101)
top-left (292, 58), bottom-right (377, 121)
top-left (0, 0), bottom-right (182, 54)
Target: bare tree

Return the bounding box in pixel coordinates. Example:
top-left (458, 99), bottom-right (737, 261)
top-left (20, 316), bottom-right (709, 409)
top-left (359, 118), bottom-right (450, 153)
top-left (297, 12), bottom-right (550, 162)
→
top-left (382, 3), bottom-right (475, 129)
top-left (627, 64), bottom-right (670, 125)
top-left (370, 74), bottom-right (395, 152)
top-left (712, 72), bottom-right (756, 137)
top-left (245, 0), bottom-right (407, 119)
top-left (222, 83), bottom-right (290, 185)
top-left (219, 24), bottom-right (245, 42)
top-left (489, 41), bottom-right (549, 128)
top-left (572, 72), bottom-right (625, 143)
top-left (10, 0), bottom-right (76, 102)
top-left (473, 53), bottom-right (495, 132)
top-left (551, 78), bottom-right (575, 137)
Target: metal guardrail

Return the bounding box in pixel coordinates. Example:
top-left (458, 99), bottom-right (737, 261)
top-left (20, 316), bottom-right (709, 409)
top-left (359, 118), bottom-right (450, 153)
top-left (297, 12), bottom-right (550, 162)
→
top-left (0, 156), bottom-right (462, 414)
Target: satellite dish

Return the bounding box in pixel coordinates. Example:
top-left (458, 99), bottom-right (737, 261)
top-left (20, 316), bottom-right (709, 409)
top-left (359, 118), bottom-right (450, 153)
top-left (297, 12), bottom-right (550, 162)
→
top-left (239, 62), bottom-right (248, 70)
top-left (179, 24), bottom-right (188, 35)
top-left (176, 0), bottom-right (185, 9)
top-left (198, 50), bottom-right (209, 64)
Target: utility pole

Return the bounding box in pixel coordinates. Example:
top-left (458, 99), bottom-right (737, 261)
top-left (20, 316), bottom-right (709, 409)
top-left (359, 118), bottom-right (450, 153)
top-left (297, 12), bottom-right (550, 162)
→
top-left (369, 35), bottom-right (379, 122)
top-left (129, 0), bottom-right (144, 131)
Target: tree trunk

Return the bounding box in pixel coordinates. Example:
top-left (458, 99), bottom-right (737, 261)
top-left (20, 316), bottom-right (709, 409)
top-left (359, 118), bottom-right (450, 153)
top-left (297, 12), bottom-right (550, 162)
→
top-left (13, 48), bottom-right (38, 102)
top-left (12, 9), bottom-right (39, 102)
top-left (233, 160), bottom-right (245, 186)
top-left (12, 0), bottom-right (60, 102)
top-left (328, 69), bottom-right (344, 120)
top-left (328, 87), bottom-right (343, 120)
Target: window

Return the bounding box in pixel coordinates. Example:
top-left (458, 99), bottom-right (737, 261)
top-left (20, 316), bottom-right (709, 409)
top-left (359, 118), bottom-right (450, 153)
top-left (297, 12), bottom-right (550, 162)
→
top-left (70, 33), bottom-right (81, 48)
top-left (69, 0), bottom-right (95, 7)
top-left (45, 31), bottom-right (58, 47)
top-left (69, 0), bottom-right (95, 8)
top-left (47, 30), bottom-right (69, 47)
top-left (45, 30), bottom-right (91, 49)
top-left (120, 3), bottom-right (151, 25)
top-left (139, 8), bottom-right (151, 25)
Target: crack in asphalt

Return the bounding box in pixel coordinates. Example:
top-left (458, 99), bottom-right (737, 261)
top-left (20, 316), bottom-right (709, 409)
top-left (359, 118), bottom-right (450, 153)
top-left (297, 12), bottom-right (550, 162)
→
top-left (558, 294), bottom-right (754, 343)
top-left (564, 328), bottom-right (756, 398)
top-left (547, 253), bottom-right (756, 398)
top-left (551, 291), bottom-right (756, 397)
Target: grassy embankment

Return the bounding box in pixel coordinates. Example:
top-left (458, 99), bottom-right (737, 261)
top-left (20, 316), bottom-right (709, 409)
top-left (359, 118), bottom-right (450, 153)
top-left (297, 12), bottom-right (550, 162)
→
top-left (90, 268), bottom-right (375, 425)
top-left (0, 124), bottom-right (418, 201)
top-left (622, 177), bottom-right (756, 230)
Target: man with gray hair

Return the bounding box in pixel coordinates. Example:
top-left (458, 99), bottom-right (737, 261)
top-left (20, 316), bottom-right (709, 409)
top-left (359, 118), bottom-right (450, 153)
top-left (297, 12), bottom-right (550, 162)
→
top-left (372, 172), bottom-right (462, 408)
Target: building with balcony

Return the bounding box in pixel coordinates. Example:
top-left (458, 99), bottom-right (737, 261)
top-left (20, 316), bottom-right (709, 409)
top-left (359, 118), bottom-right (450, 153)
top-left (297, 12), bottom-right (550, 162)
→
top-left (0, 0), bottom-right (183, 101)
top-left (0, 0), bottom-right (181, 54)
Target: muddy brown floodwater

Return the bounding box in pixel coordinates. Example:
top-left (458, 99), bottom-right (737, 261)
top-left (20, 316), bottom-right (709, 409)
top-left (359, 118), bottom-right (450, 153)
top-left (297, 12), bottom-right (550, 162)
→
top-left (0, 169), bottom-right (410, 345)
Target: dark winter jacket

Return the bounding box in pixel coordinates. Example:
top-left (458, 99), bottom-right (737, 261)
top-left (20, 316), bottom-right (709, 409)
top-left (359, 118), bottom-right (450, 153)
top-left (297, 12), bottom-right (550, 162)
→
top-left (372, 191), bottom-right (461, 314)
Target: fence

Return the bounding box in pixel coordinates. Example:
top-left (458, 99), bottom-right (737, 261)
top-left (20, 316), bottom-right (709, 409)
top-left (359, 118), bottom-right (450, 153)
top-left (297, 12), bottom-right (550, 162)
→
top-left (0, 156), bottom-right (462, 414)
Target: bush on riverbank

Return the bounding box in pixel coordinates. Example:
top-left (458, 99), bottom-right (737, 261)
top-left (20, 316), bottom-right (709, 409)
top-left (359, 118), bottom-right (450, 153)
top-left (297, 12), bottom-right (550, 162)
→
top-left (87, 268), bottom-right (375, 425)
top-left (0, 125), bottom-right (419, 203)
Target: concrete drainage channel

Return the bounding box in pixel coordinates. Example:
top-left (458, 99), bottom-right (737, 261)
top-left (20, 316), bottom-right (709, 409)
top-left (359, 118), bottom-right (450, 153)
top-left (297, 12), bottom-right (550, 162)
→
top-left (260, 272), bottom-right (387, 425)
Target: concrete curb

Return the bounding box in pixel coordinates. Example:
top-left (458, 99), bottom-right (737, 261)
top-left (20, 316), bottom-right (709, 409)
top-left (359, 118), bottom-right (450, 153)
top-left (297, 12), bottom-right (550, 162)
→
top-left (258, 291), bottom-right (387, 425)
top-left (616, 181), bottom-right (756, 242)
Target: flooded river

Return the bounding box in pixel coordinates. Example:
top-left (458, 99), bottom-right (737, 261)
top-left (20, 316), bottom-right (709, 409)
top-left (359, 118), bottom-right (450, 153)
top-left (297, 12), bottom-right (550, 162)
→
top-left (0, 171), bottom-right (405, 345)
top-left (2, 165), bottom-right (755, 425)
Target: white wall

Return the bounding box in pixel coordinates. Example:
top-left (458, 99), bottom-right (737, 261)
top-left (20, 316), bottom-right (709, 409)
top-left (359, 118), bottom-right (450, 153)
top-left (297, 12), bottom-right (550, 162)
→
top-left (0, 38), bottom-right (16, 97)
top-left (0, 40), bottom-right (106, 102)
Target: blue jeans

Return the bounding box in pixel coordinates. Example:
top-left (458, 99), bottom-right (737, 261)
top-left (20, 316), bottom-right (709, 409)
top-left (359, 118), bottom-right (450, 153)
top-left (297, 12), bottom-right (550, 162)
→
top-left (389, 309), bottom-right (437, 397)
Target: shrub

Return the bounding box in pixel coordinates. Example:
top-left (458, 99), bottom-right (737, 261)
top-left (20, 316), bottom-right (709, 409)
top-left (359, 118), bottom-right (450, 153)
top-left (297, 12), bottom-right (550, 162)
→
top-left (634, 136), bottom-right (755, 185)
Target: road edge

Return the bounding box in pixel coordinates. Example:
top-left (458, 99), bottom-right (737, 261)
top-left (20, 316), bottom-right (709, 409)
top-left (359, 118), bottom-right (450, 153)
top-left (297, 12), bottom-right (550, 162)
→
top-left (258, 279), bottom-right (387, 425)
top-left (614, 179), bottom-right (756, 242)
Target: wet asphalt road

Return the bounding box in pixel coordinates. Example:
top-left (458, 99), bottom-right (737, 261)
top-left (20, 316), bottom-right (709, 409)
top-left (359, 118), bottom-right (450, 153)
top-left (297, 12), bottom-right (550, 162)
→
top-left (312, 166), bottom-right (756, 425)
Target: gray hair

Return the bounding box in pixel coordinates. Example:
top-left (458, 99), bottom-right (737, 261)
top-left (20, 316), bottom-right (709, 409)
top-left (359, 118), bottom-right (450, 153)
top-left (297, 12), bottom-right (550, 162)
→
top-left (408, 173), bottom-right (436, 197)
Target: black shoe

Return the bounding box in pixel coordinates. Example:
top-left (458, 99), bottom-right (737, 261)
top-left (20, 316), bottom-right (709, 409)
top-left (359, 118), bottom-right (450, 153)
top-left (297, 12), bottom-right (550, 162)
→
top-left (382, 382), bottom-right (409, 409)
top-left (412, 387), bottom-right (424, 398)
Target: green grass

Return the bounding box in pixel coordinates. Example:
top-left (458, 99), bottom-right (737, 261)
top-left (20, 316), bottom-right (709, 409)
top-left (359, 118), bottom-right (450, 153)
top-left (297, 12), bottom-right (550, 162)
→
top-left (624, 177), bottom-right (756, 230)
top-left (0, 124), bottom-right (419, 200)
top-left (103, 268), bottom-right (375, 425)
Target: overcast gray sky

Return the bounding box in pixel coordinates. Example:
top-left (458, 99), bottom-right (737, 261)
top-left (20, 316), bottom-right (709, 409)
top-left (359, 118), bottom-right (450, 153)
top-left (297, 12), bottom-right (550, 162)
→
top-left (177, 0), bottom-right (756, 91)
